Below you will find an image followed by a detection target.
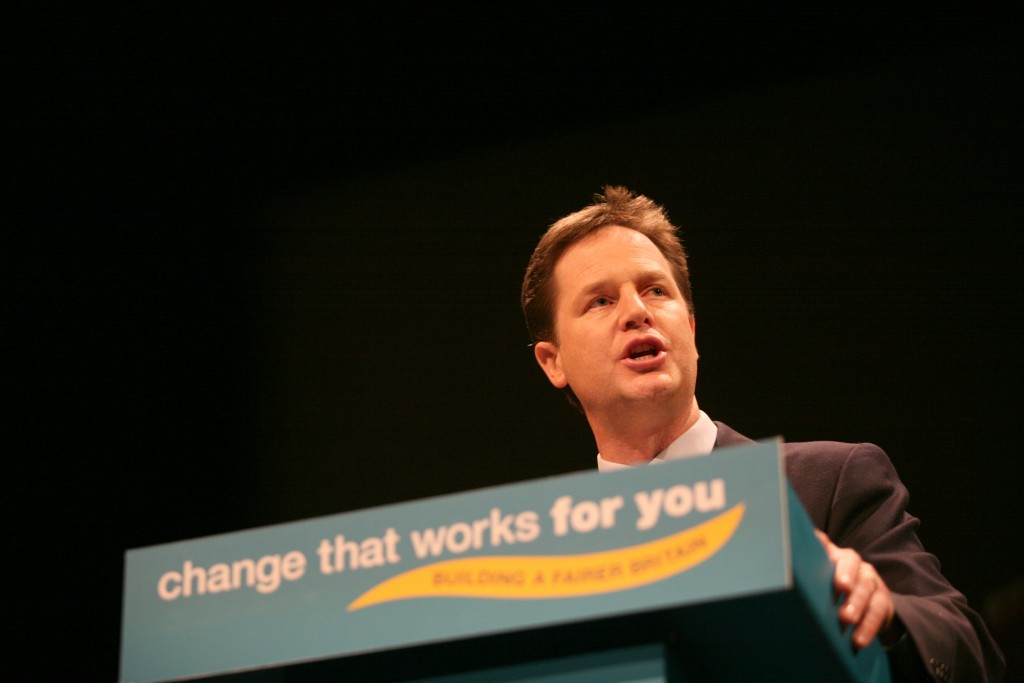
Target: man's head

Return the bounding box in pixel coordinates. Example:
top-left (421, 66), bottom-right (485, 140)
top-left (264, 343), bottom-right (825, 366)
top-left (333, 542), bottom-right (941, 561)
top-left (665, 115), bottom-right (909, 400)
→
top-left (521, 186), bottom-right (693, 346)
top-left (521, 187), bottom-right (697, 416)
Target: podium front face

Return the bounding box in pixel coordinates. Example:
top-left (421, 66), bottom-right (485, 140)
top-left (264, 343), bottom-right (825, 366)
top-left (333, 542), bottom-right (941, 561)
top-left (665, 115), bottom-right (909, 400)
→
top-left (120, 440), bottom-right (890, 683)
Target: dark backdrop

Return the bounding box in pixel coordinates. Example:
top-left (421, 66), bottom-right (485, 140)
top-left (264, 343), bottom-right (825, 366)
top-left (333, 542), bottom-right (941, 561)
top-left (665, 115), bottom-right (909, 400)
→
top-left (11, 7), bottom-right (1022, 680)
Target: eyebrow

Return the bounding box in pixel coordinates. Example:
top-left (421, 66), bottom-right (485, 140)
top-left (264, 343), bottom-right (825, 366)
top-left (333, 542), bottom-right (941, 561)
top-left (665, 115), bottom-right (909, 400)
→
top-left (574, 270), bottom-right (673, 301)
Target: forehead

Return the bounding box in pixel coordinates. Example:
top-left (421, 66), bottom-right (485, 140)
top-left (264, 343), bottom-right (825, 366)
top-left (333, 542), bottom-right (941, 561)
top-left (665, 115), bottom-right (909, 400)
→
top-left (554, 225), bottom-right (671, 285)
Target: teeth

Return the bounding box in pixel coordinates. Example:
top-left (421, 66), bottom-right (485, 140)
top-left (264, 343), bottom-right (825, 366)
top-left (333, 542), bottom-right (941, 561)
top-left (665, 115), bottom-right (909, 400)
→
top-left (630, 344), bottom-right (656, 359)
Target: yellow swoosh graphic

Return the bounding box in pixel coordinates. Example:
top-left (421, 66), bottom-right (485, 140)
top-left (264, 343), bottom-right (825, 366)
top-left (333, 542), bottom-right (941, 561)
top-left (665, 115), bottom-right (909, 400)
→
top-left (348, 503), bottom-right (744, 611)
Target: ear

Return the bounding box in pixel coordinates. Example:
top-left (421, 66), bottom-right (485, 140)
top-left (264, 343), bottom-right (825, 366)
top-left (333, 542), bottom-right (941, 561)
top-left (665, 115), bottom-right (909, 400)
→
top-left (533, 341), bottom-right (568, 388)
top-left (690, 315), bottom-right (699, 358)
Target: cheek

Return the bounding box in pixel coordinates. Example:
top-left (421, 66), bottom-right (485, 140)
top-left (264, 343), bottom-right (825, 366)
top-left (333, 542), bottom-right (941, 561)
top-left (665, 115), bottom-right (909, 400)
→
top-left (672, 333), bottom-right (699, 365)
top-left (559, 331), bottom-right (603, 374)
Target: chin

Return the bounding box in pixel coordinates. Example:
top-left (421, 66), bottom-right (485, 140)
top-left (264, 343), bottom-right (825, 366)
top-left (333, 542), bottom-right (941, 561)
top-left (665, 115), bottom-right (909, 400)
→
top-left (626, 376), bottom-right (679, 402)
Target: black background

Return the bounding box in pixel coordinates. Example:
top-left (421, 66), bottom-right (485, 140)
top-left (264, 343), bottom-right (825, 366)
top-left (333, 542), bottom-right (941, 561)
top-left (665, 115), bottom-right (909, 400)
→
top-left (10, 6), bottom-right (1023, 680)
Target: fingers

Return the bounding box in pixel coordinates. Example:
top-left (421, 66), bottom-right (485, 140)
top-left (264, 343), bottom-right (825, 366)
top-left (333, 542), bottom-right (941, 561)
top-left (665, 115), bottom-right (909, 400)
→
top-left (820, 535), bottom-right (863, 595)
top-left (841, 567), bottom-right (879, 638)
top-left (816, 530), bottom-right (896, 650)
top-left (851, 577), bottom-right (894, 649)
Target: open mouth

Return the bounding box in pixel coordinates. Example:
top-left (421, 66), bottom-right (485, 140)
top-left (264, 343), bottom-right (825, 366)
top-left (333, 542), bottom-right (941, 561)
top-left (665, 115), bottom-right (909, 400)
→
top-left (628, 343), bottom-right (659, 360)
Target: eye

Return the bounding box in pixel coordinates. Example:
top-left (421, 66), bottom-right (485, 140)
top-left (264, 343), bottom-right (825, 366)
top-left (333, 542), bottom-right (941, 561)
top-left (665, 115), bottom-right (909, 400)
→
top-left (588, 295), bottom-right (612, 309)
top-left (647, 286), bottom-right (668, 297)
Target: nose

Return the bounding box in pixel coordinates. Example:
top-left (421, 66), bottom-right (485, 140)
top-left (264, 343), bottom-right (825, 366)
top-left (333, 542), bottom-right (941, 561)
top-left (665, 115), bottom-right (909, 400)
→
top-left (620, 290), bottom-right (651, 330)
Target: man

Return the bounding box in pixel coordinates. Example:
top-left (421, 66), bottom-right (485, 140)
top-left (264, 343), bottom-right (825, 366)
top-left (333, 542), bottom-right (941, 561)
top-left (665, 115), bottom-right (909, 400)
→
top-left (521, 186), bottom-right (1004, 682)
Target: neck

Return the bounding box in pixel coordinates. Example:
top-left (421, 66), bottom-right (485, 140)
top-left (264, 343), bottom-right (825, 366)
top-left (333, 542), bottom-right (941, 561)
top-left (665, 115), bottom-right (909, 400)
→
top-left (588, 397), bottom-right (701, 465)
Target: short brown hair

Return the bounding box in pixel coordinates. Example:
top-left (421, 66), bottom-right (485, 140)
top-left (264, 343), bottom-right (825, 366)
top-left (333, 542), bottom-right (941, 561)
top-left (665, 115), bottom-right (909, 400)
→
top-left (521, 185), bottom-right (693, 345)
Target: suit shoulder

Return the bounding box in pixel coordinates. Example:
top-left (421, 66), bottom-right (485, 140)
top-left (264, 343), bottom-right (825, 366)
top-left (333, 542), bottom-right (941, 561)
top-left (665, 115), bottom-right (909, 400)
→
top-left (782, 440), bottom-right (891, 476)
top-left (711, 422), bottom-right (892, 475)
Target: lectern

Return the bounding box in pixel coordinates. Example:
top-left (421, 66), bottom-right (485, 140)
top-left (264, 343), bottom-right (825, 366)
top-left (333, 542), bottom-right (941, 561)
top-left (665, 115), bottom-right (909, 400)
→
top-left (120, 440), bottom-right (892, 682)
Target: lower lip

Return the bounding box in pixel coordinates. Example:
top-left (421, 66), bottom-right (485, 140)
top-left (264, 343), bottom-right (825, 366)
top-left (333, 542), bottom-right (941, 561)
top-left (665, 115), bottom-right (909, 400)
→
top-left (621, 350), bottom-right (666, 371)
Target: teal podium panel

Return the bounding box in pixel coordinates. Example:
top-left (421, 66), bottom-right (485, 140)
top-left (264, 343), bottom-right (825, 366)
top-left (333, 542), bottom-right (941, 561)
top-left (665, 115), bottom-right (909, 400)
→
top-left (120, 439), bottom-right (891, 682)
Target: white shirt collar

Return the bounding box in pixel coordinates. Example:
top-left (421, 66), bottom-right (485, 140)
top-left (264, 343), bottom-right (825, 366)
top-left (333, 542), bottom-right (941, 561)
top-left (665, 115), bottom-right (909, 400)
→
top-left (596, 410), bottom-right (718, 472)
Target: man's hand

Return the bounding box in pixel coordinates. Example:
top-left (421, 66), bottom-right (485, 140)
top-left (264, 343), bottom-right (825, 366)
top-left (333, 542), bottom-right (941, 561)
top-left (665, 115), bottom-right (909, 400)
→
top-left (815, 530), bottom-right (899, 650)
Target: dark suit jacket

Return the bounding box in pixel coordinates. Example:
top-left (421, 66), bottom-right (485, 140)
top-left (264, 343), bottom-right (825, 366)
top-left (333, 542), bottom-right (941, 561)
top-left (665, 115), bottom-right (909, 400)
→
top-left (714, 422), bottom-right (1005, 682)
